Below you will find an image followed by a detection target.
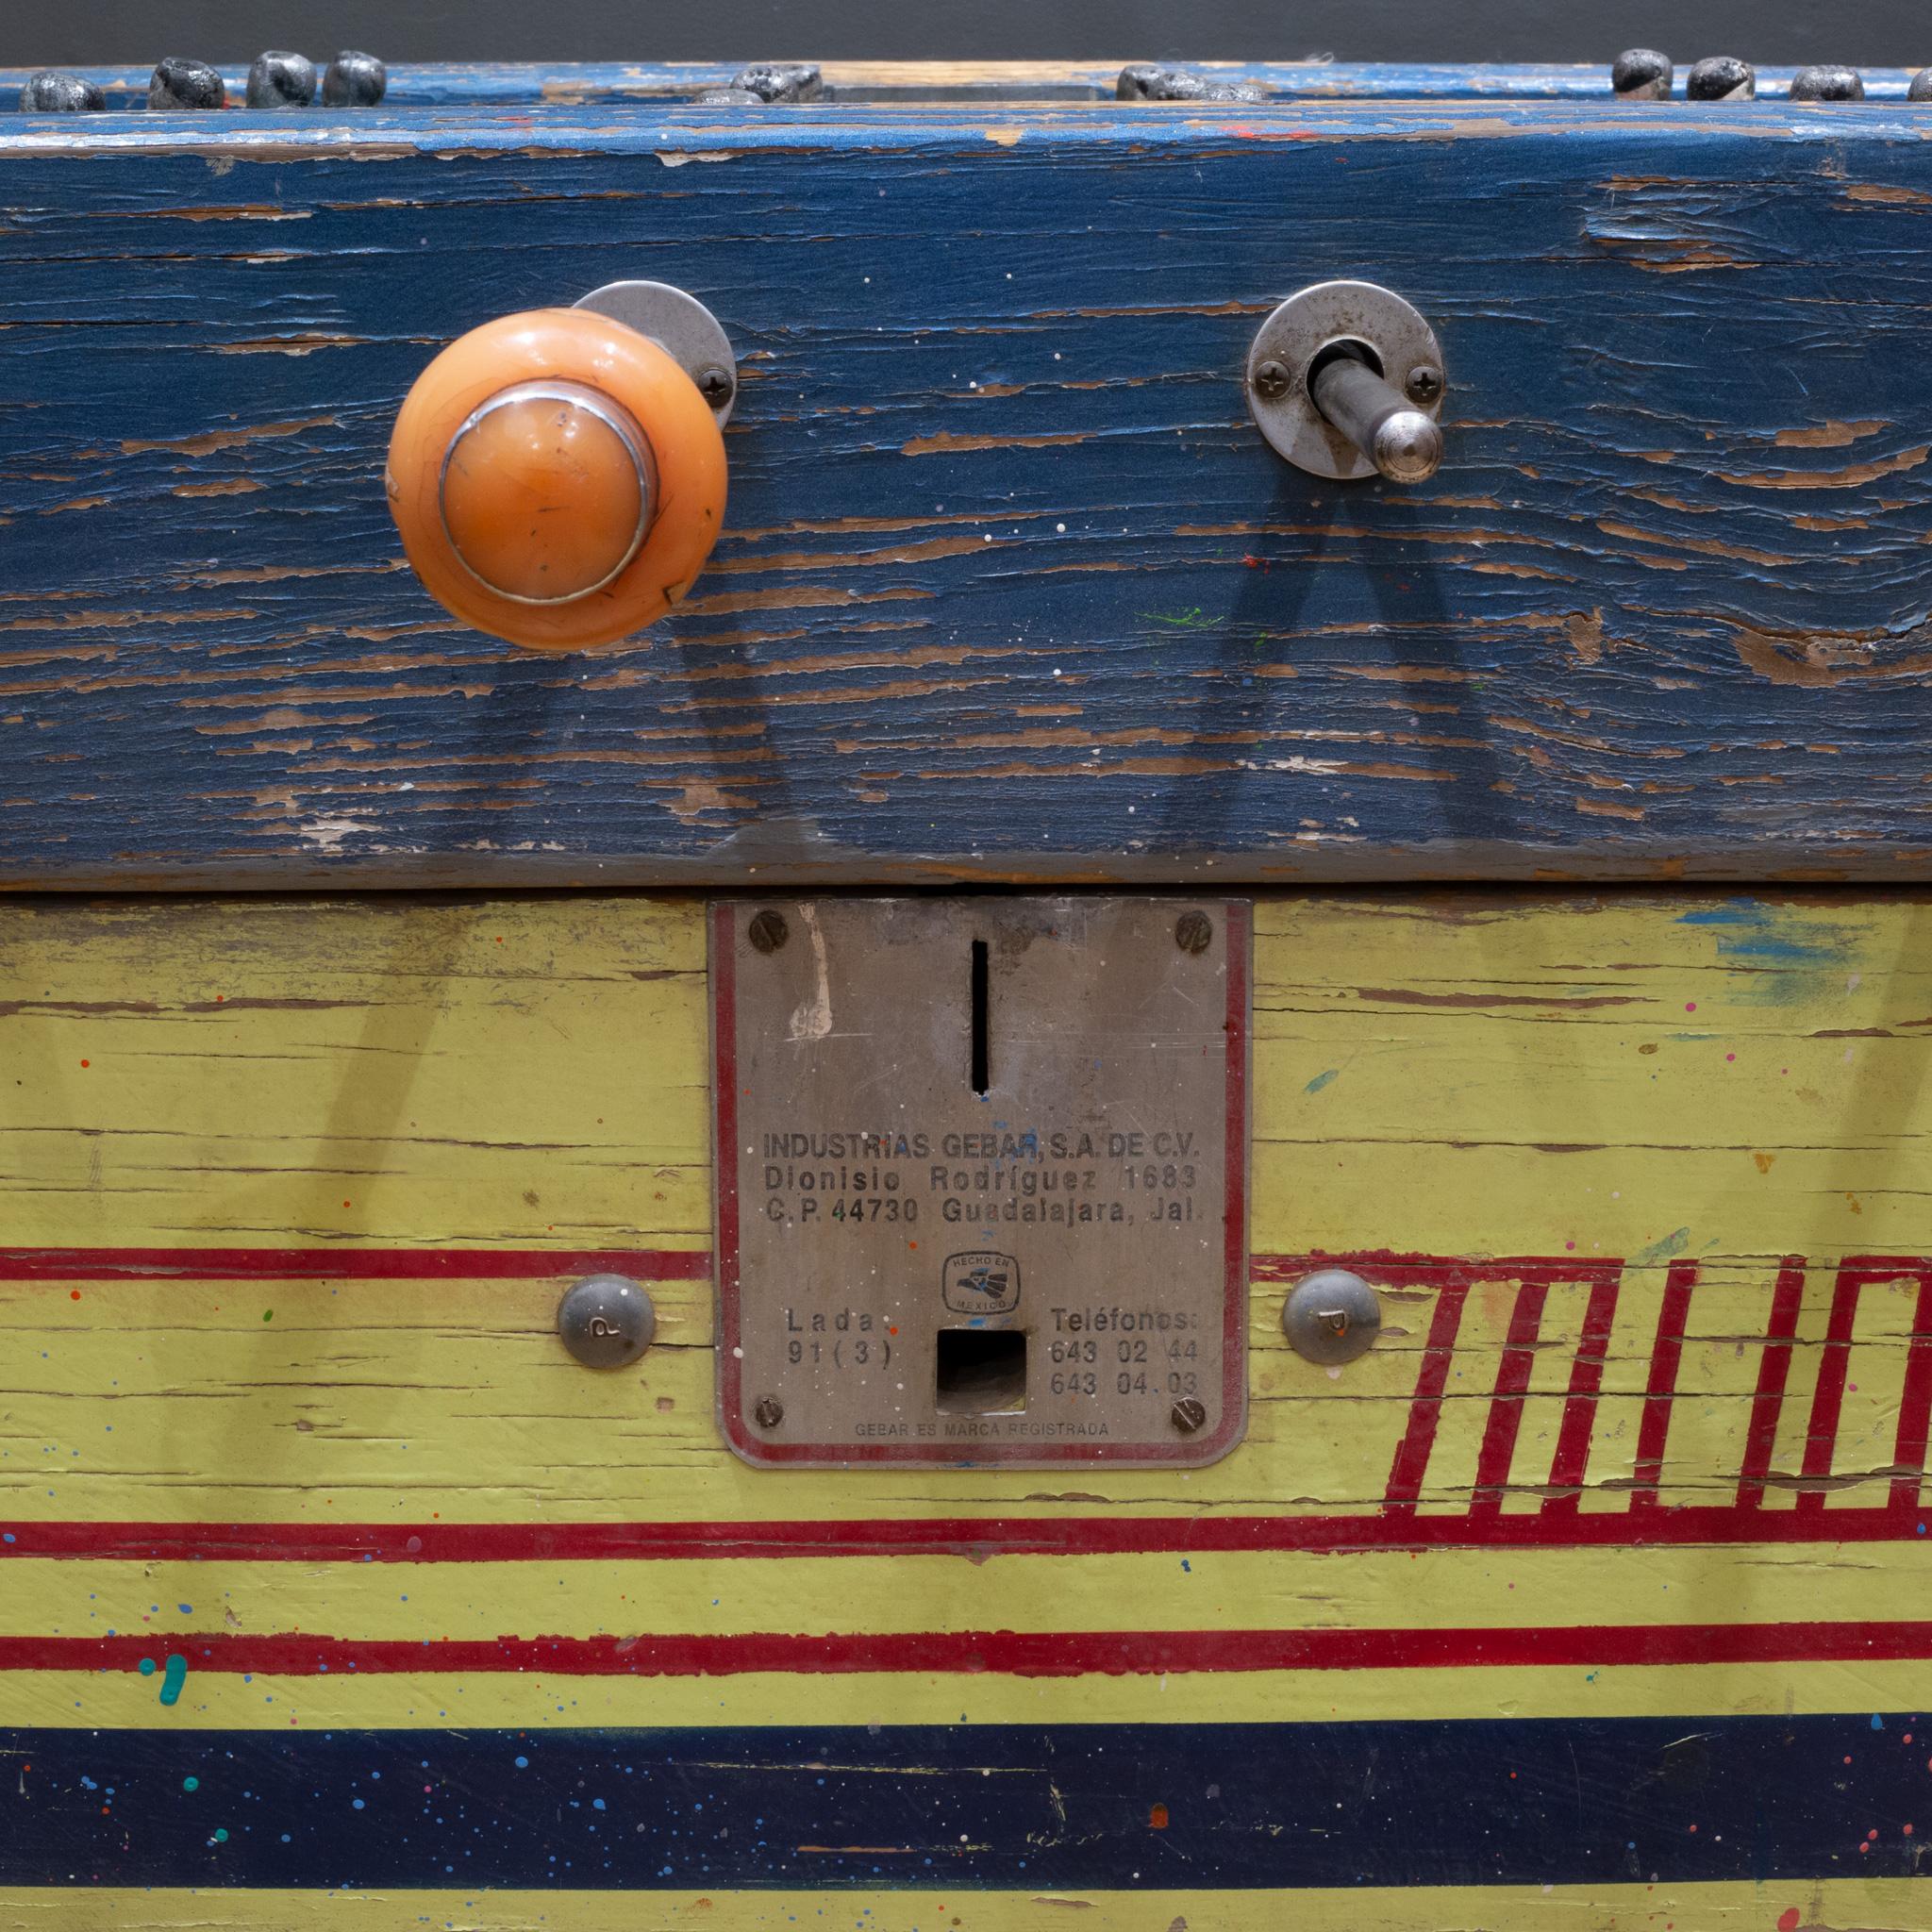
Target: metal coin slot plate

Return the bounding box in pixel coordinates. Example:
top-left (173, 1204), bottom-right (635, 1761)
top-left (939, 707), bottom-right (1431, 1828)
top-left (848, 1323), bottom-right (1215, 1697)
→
top-left (711, 897), bottom-right (1250, 1468)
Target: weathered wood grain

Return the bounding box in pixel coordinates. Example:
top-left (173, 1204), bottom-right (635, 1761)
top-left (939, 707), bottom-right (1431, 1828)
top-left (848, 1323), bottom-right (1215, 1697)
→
top-left (4, 891), bottom-right (1932, 1917)
top-left (2, 1883), bottom-right (1927, 1932)
top-left (6, 95), bottom-right (1932, 882)
top-left (6, 890), bottom-right (1932, 1523)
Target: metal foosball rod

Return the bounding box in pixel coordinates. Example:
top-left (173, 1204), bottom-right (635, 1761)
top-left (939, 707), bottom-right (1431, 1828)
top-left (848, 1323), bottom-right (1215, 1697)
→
top-left (1306, 347), bottom-right (1442, 485)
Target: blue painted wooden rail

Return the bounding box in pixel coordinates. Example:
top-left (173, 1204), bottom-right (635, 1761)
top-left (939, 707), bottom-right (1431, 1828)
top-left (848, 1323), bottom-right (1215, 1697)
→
top-left (4, 81), bottom-right (1932, 884)
top-left (6, 62), bottom-right (1931, 108)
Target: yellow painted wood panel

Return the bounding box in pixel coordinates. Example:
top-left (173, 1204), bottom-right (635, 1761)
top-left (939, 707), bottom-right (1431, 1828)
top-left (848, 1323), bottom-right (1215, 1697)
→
top-left (4, 891), bottom-right (1930, 1921)
top-left (3, 892), bottom-right (1930, 1527)
top-left (2, 1880), bottom-right (1914, 1932)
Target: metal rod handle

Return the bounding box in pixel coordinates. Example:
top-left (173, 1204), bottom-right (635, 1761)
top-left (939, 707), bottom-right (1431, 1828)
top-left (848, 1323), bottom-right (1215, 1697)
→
top-left (1309, 353), bottom-right (1442, 484)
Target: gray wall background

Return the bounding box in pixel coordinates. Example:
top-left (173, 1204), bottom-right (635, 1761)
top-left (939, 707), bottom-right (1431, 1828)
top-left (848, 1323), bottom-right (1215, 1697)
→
top-left (15, 2), bottom-right (1931, 68)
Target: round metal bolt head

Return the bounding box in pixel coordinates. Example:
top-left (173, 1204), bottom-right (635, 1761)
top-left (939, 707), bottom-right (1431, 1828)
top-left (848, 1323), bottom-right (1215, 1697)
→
top-left (1687, 56), bottom-right (1755, 100)
top-left (149, 58), bottom-right (225, 109)
top-left (747, 908), bottom-right (789, 954)
top-left (1115, 63), bottom-right (1257, 103)
top-left (1611, 48), bottom-right (1672, 99)
top-left (1912, 69), bottom-right (1932, 103)
top-left (247, 51), bottom-right (316, 107)
top-left (753, 1395), bottom-right (785, 1429)
top-left (1372, 409), bottom-right (1444, 486)
top-left (696, 365), bottom-right (735, 408)
top-left (732, 62), bottom-right (821, 103)
top-left (1252, 359), bottom-right (1291, 402)
top-left (1174, 910), bottom-right (1213, 955)
top-left (557, 1273), bottom-right (656, 1369)
top-left (1283, 1268), bottom-right (1383, 1366)
top-left (323, 51), bottom-right (387, 107)
top-left (1405, 365), bottom-right (1442, 405)
top-left (1170, 1397), bottom-right (1208, 1434)
top-left (1790, 64), bottom-right (1864, 102)
top-left (20, 71), bottom-right (105, 111)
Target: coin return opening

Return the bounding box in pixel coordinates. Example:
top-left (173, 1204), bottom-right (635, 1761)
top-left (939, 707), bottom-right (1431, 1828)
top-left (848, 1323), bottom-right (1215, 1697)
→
top-left (936, 1328), bottom-right (1027, 1414)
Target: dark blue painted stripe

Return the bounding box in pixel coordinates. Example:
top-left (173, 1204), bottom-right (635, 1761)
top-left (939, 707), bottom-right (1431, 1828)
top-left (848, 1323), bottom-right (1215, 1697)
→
top-left (3, 1716), bottom-right (1924, 1888)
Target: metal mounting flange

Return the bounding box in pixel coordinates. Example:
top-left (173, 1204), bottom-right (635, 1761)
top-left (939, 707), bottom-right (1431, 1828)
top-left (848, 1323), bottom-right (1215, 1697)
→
top-left (574, 280), bottom-right (739, 425)
top-left (1247, 279), bottom-right (1443, 482)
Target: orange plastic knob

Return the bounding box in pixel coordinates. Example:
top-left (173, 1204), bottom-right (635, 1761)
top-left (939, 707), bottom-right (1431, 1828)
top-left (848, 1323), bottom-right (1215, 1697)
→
top-left (386, 308), bottom-right (727, 650)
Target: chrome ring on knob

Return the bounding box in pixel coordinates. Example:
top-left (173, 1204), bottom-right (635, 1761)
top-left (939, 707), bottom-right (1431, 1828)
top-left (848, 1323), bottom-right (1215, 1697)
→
top-left (1246, 279), bottom-right (1445, 484)
top-left (438, 378), bottom-right (656, 605)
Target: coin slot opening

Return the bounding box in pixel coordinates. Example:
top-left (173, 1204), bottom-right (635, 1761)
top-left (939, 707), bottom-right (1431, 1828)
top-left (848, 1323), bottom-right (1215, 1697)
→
top-left (936, 1327), bottom-right (1027, 1414)
top-left (970, 937), bottom-right (991, 1097)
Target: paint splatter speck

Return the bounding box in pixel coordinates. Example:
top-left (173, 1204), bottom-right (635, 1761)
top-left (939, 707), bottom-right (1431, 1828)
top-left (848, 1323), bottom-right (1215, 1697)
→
top-left (1684, 1002), bottom-right (1696, 1013)
top-left (138, 1657), bottom-right (156, 1677)
top-left (1777, 1911), bottom-right (1801, 1932)
top-left (514, 1755), bottom-right (529, 1769)
top-left (1874, 1714), bottom-right (1886, 1730)
top-left (69, 1290), bottom-right (80, 1301)
top-left (158, 1654), bottom-right (188, 1706)
top-left (1148, 1804), bottom-right (1170, 1829)
top-left (213, 1828), bottom-right (227, 1843)
top-left (182, 1776), bottom-right (198, 1792)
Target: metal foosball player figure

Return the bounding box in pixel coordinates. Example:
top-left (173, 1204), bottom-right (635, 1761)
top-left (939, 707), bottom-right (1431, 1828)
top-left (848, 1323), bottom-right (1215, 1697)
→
top-left (4, 37), bottom-right (1932, 1930)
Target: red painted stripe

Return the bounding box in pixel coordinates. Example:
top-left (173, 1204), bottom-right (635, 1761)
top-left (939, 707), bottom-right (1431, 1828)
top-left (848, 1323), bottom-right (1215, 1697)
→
top-left (1629, 1260), bottom-right (1698, 1512)
top-left (1890, 1267), bottom-right (1932, 1511)
top-left (1738, 1257), bottom-right (1808, 1507)
top-left (1469, 1276), bottom-right (1551, 1520)
top-left (1541, 1266), bottom-right (1623, 1517)
top-left (0, 1244), bottom-right (1737, 1287)
top-left (1382, 1274), bottom-right (1471, 1515)
top-left (8, 1501), bottom-right (1928, 1565)
top-left (0, 1248), bottom-right (709, 1282)
top-left (6, 1620), bottom-right (1932, 1680)
top-left (1797, 1264), bottom-right (1865, 1519)
top-left (9, 1245), bottom-right (1872, 1287)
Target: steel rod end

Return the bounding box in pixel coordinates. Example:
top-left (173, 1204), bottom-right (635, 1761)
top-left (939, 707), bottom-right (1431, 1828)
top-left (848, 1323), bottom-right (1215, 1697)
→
top-left (1372, 409), bottom-right (1443, 484)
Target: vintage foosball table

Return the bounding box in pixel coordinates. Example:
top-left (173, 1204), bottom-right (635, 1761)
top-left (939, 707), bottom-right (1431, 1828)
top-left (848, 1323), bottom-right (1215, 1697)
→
top-left (6, 44), bottom-right (1932, 1929)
